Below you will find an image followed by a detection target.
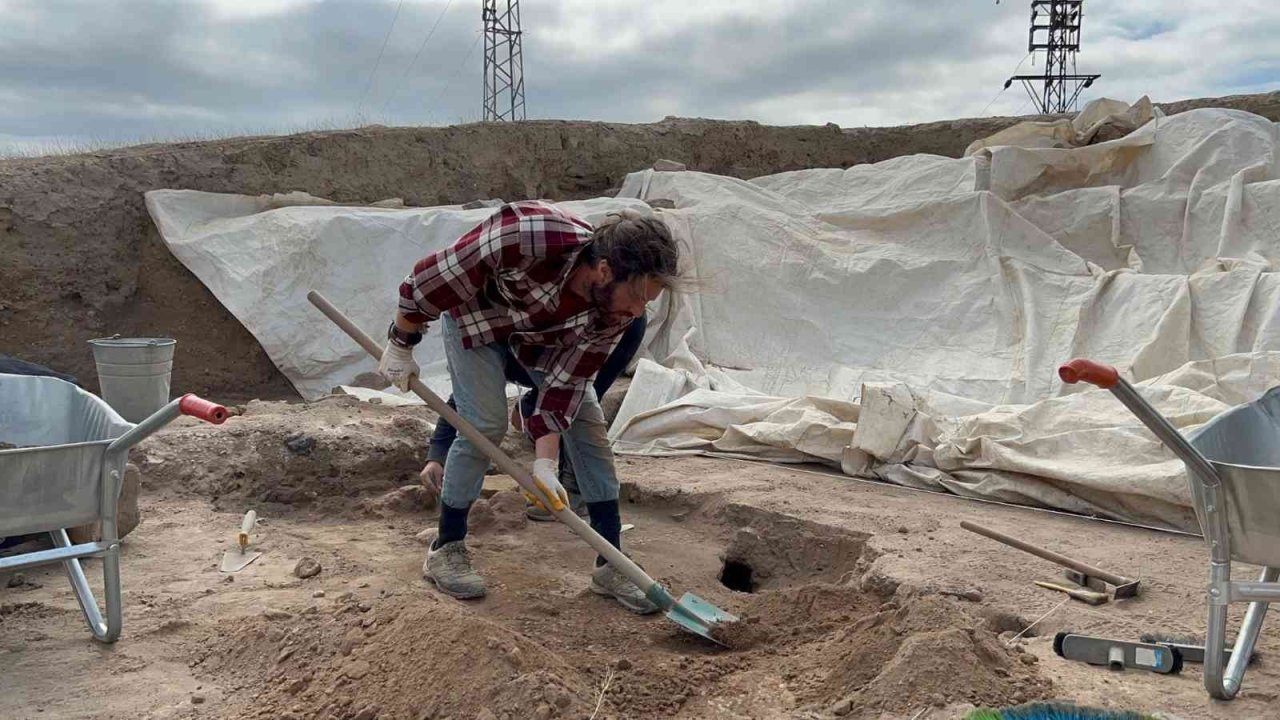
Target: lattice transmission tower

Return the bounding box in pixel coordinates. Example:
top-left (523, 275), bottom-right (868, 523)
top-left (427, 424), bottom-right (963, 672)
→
top-left (482, 0), bottom-right (525, 121)
top-left (1005, 1), bottom-right (1100, 114)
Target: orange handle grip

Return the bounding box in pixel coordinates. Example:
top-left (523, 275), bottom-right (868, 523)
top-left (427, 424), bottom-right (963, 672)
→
top-left (1058, 359), bottom-right (1120, 389)
top-left (179, 394), bottom-right (229, 424)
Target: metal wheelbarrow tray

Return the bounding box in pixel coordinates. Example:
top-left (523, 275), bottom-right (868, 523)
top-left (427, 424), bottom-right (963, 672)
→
top-left (1060, 358), bottom-right (1280, 700)
top-left (0, 373), bottom-right (227, 642)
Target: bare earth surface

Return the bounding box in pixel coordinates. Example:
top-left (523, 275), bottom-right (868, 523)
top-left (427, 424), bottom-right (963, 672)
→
top-left (3, 399), bottom-right (1278, 719)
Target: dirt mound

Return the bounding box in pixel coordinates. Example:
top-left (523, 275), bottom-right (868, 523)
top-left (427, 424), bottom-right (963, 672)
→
top-left (202, 594), bottom-right (598, 720)
top-left (135, 396), bottom-right (436, 512)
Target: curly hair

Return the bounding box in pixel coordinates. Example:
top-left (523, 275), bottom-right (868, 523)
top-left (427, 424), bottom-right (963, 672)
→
top-left (581, 209), bottom-right (680, 289)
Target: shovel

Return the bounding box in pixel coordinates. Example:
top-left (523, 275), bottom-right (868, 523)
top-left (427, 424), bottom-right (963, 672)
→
top-left (307, 291), bottom-right (738, 644)
top-left (219, 510), bottom-right (262, 573)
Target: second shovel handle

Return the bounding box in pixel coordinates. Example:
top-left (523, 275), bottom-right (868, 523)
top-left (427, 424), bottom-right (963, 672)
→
top-left (961, 520), bottom-right (1133, 587)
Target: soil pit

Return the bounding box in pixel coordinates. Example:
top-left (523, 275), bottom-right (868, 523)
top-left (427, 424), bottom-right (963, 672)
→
top-left (4, 401), bottom-right (1051, 719)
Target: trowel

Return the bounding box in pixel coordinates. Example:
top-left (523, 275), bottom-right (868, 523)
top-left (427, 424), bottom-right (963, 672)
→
top-left (219, 510), bottom-right (262, 573)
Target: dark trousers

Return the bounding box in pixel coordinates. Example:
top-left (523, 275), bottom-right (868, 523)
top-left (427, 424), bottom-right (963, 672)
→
top-left (426, 315), bottom-right (647, 486)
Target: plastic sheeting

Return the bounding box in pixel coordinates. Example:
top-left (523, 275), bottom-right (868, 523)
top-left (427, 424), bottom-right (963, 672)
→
top-left (145, 191), bottom-right (652, 401)
top-left (607, 105), bottom-right (1280, 531)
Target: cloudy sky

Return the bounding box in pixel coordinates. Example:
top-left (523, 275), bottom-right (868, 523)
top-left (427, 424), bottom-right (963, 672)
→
top-left (1, 0), bottom-right (1277, 154)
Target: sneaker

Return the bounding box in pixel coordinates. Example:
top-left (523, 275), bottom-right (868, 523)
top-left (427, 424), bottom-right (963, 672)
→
top-left (590, 562), bottom-right (661, 615)
top-left (525, 491), bottom-right (589, 521)
top-left (422, 540), bottom-right (486, 599)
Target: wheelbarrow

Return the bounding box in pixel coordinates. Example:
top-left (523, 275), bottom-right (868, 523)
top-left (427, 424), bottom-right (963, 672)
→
top-left (0, 373), bottom-right (227, 642)
top-left (1060, 358), bottom-right (1280, 700)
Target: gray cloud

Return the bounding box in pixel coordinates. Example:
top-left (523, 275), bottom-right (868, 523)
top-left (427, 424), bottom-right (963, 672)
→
top-left (0, 0), bottom-right (1277, 154)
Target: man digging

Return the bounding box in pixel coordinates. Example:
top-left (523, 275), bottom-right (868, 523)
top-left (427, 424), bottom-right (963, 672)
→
top-left (378, 201), bottom-right (677, 614)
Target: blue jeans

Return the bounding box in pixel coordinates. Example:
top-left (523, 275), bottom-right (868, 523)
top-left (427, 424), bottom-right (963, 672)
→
top-left (438, 313), bottom-right (622, 509)
top-left (428, 314), bottom-right (646, 488)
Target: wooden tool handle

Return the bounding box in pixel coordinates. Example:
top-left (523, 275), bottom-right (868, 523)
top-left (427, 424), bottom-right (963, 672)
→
top-left (238, 510), bottom-right (256, 550)
top-left (961, 520), bottom-right (1134, 586)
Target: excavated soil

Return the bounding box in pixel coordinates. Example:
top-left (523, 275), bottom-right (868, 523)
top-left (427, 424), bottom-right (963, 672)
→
top-left (3, 401), bottom-right (1055, 719)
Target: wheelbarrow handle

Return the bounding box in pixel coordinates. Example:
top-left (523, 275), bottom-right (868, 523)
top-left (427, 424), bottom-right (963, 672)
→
top-left (179, 394), bottom-right (229, 424)
top-left (1058, 357), bottom-right (1221, 487)
top-left (1059, 359), bottom-right (1120, 388)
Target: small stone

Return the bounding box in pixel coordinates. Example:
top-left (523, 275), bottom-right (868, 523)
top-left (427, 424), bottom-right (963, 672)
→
top-left (553, 693), bottom-right (571, 709)
top-left (191, 694), bottom-right (206, 705)
top-left (362, 617), bottom-right (376, 629)
top-left (263, 608), bottom-right (293, 620)
top-left (313, 590), bottom-right (326, 598)
top-left (616, 658), bottom-right (632, 671)
top-left (652, 159), bottom-right (686, 172)
top-left (415, 528), bottom-right (438, 545)
top-left (897, 526), bottom-right (909, 534)
top-left (504, 646), bottom-right (523, 668)
top-left (1020, 653), bottom-right (1039, 665)
top-left (353, 704), bottom-right (381, 720)
top-left (284, 433), bottom-right (316, 455)
top-left (267, 628), bottom-right (286, 642)
top-left (294, 557), bottom-right (322, 579)
top-left (286, 678), bottom-right (308, 695)
top-left (6, 573), bottom-right (25, 588)
top-left (340, 629), bottom-right (363, 656)
top-left (223, 575), bottom-right (234, 584)
top-left (357, 601), bottom-right (372, 613)
top-left (277, 647), bottom-right (296, 663)
top-left (343, 660), bottom-right (372, 680)
top-left (486, 637), bottom-right (501, 650)
top-left (357, 581), bottom-right (370, 589)
top-left (831, 698), bottom-right (854, 716)
top-left (533, 705), bottom-right (553, 720)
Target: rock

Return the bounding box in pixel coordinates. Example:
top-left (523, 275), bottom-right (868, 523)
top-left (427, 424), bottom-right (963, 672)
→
top-left (616, 658), bottom-right (632, 671)
top-left (267, 628), bottom-right (286, 642)
top-left (6, 573), bottom-right (25, 588)
top-left (277, 647), bottom-right (296, 663)
top-left (365, 486), bottom-right (435, 516)
top-left (284, 432), bottom-right (316, 455)
top-left (533, 705), bottom-right (553, 720)
top-left (263, 608), bottom-right (293, 620)
top-left (1020, 653), bottom-right (1039, 665)
top-left (313, 590), bottom-right (326, 598)
top-left (504, 646), bottom-right (523, 668)
top-left (357, 601), bottom-right (372, 613)
top-left (294, 557), bottom-right (322, 579)
top-left (645, 198), bottom-right (677, 209)
top-left (353, 704), bottom-right (381, 720)
top-left (342, 659), bottom-right (372, 680)
top-left (286, 678), bottom-right (308, 695)
top-left (191, 694), bottom-right (206, 705)
top-left (652, 159), bottom-right (687, 172)
top-left (896, 526), bottom-right (909, 534)
top-left (415, 528), bottom-right (438, 545)
top-left (467, 498), bottom-right (497, 533)
top-left (340, 629), bottom-right (363, 656)
top-left (831, 697), bottom-right (854, 716)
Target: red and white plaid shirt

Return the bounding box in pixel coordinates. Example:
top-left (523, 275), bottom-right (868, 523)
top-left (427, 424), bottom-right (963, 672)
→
top-left (399, 201), bottom-right (631, 440)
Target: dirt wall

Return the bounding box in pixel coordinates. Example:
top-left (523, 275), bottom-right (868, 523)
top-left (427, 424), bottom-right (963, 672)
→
top-left (3, 91), bottom-right (1278, 399)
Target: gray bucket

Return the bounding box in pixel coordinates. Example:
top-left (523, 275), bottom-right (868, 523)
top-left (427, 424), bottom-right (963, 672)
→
top-left (88, 337), bottom-right (176, 423)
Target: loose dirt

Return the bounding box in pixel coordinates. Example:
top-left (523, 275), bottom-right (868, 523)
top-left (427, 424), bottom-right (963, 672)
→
top-left (4, 399), bottom-right (1280, 719)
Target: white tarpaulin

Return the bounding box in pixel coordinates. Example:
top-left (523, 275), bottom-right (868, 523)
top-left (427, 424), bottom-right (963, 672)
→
top-left (146, 100), bottom-right (1280, 531)
top-left (606, 103), bottom-right (1280, 531)
top-left (145, 191), bottom-right (651, 401)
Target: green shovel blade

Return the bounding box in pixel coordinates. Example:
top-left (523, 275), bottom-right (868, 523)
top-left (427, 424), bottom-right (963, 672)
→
top-left (667, 592), bottom-right (739, 645)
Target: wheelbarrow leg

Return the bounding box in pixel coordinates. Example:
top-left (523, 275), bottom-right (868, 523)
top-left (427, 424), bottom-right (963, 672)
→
top-left (53, 528), bottom-right (121, 643)
top-left (1207, 566), bottom-right (1280, 699)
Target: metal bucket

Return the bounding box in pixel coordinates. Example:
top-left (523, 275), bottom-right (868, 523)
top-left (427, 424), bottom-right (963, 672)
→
top-left (88, 337), bottom-right (176, 422)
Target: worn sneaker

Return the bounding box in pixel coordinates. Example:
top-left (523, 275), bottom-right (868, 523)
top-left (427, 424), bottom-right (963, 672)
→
top-left (590, 562), bottom-right (661, 615)
top-left (422, 540), bottom-right (486, 599)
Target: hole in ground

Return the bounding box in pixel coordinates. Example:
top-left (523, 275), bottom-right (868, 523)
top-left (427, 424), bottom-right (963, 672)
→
top-left (719, 559), bottom-right (757, 593)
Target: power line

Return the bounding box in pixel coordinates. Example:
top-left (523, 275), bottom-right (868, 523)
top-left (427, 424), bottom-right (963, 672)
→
top-left (977, 51), bottom-right (1033, 117)
top-left (379, 0), bottom-right (456, 118)
top-left (427, 30), bottom-right (483, 125)
top-left (356, 0), bottom-right (406, 118)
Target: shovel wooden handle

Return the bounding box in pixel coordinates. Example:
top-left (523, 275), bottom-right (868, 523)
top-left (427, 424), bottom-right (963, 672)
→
top-left (306, 291), bottom-right (676, 611)
top-left (237, 510), bottom-right (256, 551)
top-left (960, 520), bottom-right (1136, 588)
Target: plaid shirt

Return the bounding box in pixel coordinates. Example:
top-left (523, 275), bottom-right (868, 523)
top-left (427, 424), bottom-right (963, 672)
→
top-left (399, 201), bottom-right (630, 440)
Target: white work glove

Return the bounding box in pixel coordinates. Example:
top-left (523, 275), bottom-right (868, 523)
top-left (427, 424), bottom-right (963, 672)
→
top-left (526, 458), bottom-right (569, 514)
top-left (377, 343), bottom-right (419, 392)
